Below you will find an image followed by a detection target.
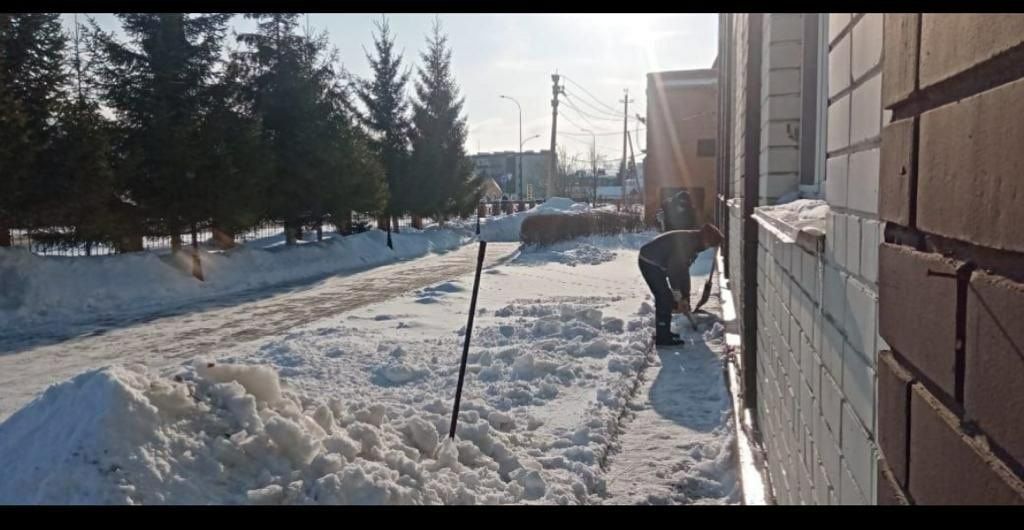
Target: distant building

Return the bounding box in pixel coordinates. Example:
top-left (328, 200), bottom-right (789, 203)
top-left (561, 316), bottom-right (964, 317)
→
top-left (469, 150), bottom-right (553, 199)
top-left (644, 68), bottom-right (718, 226)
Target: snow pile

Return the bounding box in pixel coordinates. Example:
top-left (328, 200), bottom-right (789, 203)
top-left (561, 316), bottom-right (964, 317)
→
top-left (0, 360), bottom-right (548, 505)
top-left (517, 231), bottom-right (654, 267)
top-left (0, 226), bottom-right (470, 334)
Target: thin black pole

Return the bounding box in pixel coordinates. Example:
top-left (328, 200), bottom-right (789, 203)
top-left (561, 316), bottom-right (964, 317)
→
top-left (448, 240), bottom-right (487, 439)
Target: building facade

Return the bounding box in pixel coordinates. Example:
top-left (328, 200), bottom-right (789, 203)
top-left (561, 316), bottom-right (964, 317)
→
top-left (717, 13), bottom-right (1024, 505)
top-left (469, 150), bottom-right (553, 199)
top-left (644, 69), bottom-right (719, 226)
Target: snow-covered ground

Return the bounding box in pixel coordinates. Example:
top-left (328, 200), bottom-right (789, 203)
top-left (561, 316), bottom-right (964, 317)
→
top-left (0, 198), bottom-right (593, 339)
top-left (0, 228), bottom-right (738, 505)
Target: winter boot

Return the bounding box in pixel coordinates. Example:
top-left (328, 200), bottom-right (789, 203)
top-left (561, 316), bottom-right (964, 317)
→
top-left (655, 319), bottom-right (684, 346)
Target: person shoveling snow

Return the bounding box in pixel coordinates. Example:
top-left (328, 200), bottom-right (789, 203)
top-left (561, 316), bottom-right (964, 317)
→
top-left (637, 224), bottom-right (724, 346)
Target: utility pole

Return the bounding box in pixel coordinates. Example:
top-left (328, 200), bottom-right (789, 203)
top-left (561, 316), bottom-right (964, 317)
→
top-left (619, 89), bottom-right (633, 210)
top-left (549, 72), bottom-right (564, 199)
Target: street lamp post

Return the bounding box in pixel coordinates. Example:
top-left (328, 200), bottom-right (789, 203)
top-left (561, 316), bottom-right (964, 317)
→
top-left (499, 95), bottom-right (522, 200)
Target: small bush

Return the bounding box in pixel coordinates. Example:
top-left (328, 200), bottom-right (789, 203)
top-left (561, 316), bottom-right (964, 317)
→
top-left (520, 211), bottom-right (645, 246)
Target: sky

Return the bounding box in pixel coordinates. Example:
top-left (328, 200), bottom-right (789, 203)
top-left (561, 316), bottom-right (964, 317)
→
top-left (64, 13), bottom-right (718, 170)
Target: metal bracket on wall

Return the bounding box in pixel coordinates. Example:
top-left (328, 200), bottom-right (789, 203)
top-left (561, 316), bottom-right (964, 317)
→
top-left (926, 261), bottom-right (977, 403)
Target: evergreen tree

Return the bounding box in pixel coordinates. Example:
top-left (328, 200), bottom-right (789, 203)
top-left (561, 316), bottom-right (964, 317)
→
top-left (409, 18), bottom-right (481, 222)
top-left (193, 55), bottom-right (270, 248)
top-left (353, 16), bottom-right (411, 226)
top-left (0, 14), bottom-right (68, 243)
top-left (237, 14), bottom-right (386, 244)
top-left (91, 13), bottom-right (232, 252)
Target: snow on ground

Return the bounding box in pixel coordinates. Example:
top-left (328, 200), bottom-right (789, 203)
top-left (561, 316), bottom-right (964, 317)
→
top-left (599, 250), bottom-right (739, 504)
top-left (0, 229), bottom-right (738, 505)
top-left (0, 198), bottom-right (590, 338)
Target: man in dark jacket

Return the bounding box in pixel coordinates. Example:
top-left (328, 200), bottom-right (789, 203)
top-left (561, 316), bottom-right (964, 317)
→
top-left (638, 223), bottom-right (724, 345)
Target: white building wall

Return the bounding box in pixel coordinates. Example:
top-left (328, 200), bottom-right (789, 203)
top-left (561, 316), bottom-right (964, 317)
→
top-left (736, 13), bottom-right (887, 505)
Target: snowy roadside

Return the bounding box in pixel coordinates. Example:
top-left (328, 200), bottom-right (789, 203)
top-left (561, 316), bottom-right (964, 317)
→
top-left (0, 198), bottom-right (590, 338)
top-left (0, 230), bottom-right (739, 504)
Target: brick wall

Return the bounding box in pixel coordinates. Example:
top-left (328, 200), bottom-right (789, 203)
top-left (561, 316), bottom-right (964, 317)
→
top-left (759, 14), bottom-right (804, 202)
top-left (727, 14), bottom-right (749, 321)
top-left (876, 13), bottom-right (1024, 505)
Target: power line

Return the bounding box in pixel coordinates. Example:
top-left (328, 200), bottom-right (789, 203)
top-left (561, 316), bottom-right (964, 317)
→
top-left (562, 96), bottom-right (627, 124)
top-left (562, 89), bottom-right (622, 120)
top-left (559, 112), bottom-right (596, 135)
top-left (561, 74), bottom-right (620, 114)
top-left (561, 128), bottom-right (646, 137)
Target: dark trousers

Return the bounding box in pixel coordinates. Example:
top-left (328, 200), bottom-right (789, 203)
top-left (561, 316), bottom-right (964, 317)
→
top-left (639, 259), bottom-right (675, 338)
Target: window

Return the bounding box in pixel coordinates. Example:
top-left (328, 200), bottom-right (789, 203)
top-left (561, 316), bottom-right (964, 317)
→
top-left (697, 138), bottom-right (716, 157)
top-left (799, 13), bottom-right (828, 194)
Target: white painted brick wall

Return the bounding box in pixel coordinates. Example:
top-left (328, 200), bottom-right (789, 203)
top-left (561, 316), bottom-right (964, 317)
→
top-left (765, 120), bottom-right (799, 146)
top-left (820, 316), bottom-right (845, 382)
top-left (770, 13), bottom-right (804, 42)
top-left (842, 345), bottom-right (876, 433)
top-left (770, 146), bottom-right (798, 175)
top-left (827, 94), bottom-right (851, 153)
top-left (767, 93), bottom-right (802, 120)
top-left (803, 250), bottom-right (820, 302)
top-left (829, 33), bottom-right (852, 98)
top-left (820, 368), bottom-right (844, 439)
top-left (847, 147), bottom-right (880, 214)
top-left (845, 215), bottom-right (861, 277)
top-left (825, 213), bottom-right (842, 266)
top-left (825, 155), bottom-right (849, 208)
top-left (816, 408), bottom-right (842, 486)
top-left (851, 13), bottom-right (883, 80)
top-left (829, 13), bottom-right (852, 44)
top-left (841, 400), bottom-right (876, 499)
top-left (840, 461), bottom-right (867, 504)
top-left (844, 278), bottom-right (877, 359)
top-left (814, 461), bottom-right (832, 504)
top-left (861, 219), bottom-right (880, 284)
top-left (768, 68), bottom-right (802, 95)
top-left (850, 73), bottom-right (882, 144)
top-left (770, 41), bottom-right (804, 68)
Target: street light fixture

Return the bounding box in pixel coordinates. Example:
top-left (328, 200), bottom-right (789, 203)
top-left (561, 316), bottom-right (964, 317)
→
top-left (499, 95), bottom-right (523, 200)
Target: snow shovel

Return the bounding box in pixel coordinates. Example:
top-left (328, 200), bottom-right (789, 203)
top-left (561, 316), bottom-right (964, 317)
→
top-left (693, 248), bottom-right (717, 313)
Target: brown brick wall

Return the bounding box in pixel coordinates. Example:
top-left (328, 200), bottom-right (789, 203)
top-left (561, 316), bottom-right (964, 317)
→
top-left (882, 14), bottom-right (919, 109)
top-left (878, 243), bottom-right (959, 399)
top-left (877, 13), bottom-right (1024, 505)
top-left (917, 77), bottom-right (1024, 254)
top-left (919, 14), bottom-right (1024, 89)
top-left (877, 350), bottom-right (913, 487)
top-left (908, 384), bottom-right (1024, 505)
top-left (878, 118), bottom-right (915, 227)
top-left (964, 270), bottom-right (1024, 466)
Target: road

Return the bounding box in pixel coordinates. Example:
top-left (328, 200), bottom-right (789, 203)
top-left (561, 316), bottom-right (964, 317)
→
top-left (0, 242), bottom-right (521, 420)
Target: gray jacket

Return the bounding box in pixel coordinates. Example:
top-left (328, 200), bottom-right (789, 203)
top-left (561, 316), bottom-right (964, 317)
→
top-left (638, 230), bottom-right (706, 295)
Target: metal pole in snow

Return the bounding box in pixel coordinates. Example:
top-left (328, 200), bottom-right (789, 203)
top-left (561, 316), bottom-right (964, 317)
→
top-left (448, 240), bottom-right (487, 439)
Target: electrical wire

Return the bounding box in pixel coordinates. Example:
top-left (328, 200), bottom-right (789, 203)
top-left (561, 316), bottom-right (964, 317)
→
top-left (561, 74), bottom-right (620, 114)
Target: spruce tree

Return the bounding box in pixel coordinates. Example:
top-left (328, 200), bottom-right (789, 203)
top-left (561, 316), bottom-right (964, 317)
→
top-left (353, 16), bottom-right (411, 229)
top-left (237, 15), bottom-right (386, 244)
top-left (0, 14), bottom-right (68, 244)
top-left (409, 18), bottom-right (481, 222)
top-left (91, 14), bottom-right (232, 252)
top-left (194, 55), bottom-right (270, 248)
